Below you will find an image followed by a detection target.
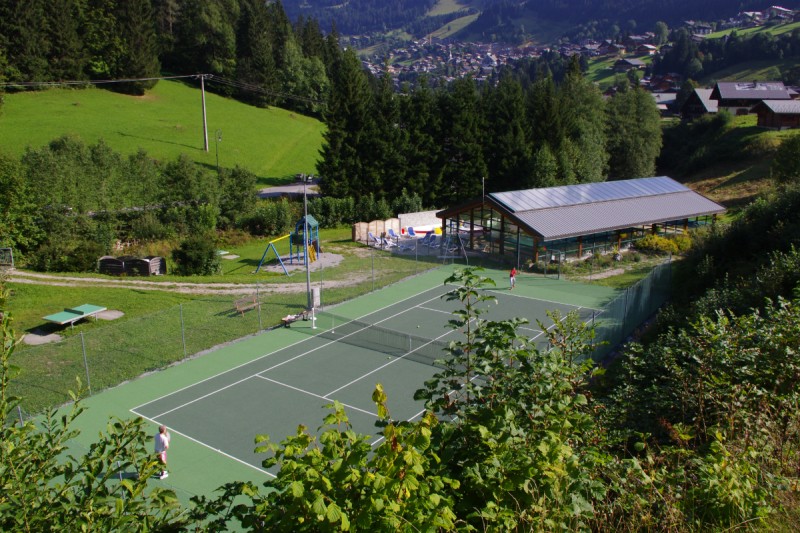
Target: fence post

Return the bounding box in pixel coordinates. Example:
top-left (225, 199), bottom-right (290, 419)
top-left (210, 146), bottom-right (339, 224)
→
top-left (371, 245), bottom-right (375, 291)
top-left (80, 332), bottom-right (92, 395)
top-left (180, 304), bottom-right (187, 358)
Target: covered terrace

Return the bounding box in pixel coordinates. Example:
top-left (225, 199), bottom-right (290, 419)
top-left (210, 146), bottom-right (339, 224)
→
top-left (436, 176), bottom-right (725, 269)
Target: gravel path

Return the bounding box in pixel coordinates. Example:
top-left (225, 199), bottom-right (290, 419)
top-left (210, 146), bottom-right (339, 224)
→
top-left (6, 253), bottom-right (358, 295)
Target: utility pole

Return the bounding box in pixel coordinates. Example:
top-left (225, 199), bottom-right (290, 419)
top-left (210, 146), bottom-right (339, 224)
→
top-left (200, 74), bottom-right (209, 152)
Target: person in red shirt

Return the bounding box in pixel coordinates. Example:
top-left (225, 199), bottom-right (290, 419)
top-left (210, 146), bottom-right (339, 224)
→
top-left (509, 267), bottom-right (516, 290)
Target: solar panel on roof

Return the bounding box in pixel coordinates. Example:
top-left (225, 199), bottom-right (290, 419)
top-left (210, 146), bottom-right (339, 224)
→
top-left (490, 176), bottom-right (687, 213)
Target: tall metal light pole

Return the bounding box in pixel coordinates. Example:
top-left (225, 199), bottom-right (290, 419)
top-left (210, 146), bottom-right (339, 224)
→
top-left (304, 179), bottom-right (312, 310)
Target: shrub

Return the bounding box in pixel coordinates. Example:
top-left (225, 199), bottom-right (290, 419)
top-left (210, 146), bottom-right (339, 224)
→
top-left (635, 234), bottom-right (678, 254)
top-left (672, 233), bottom-right (692, 254)
top-left (171, 235), bottom-right (220, 276)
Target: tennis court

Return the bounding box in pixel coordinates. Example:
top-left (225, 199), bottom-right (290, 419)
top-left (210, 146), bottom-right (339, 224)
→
top-left (130, 269), bottom-right (607, 477)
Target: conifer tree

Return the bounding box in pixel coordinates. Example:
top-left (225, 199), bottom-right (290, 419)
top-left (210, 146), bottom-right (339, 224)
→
top-left (606, 86), bottom-right (662, 179)
top-left (317, 48), bottom-right (374, 199)
top-left (558, 56), bottom-right (608, 183)
top-left (361, 73), bottom-right (407, 200)
top-left (113, 0), bottom-right (161, 95)
top-left (483, 72), bottom-right (531, 192)
top-left (399, 78), bottom-right (442, 206)
top-left (236, 0), bottom-right (279, 107)
top-left (437, 76), bottom-right (486, 204)
top-left (0, 0), bottom-right (50, 82)
top-left (46, 0), bottom-right (87, 82)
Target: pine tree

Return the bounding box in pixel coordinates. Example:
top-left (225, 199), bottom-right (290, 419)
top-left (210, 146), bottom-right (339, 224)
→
top-left (113, 0), bottom-right (160, 95)
top-left (171, 0), bottom-right (240, 83)
top-left (606, 87), bottom-right (662, 179)
top-left (399, 78), bottom-right (442, 206)
top-left (558, 58), bottom-right (608, 183)
top-left (46, 0), bottom-right (87, 82)
top-left (437, 76), bottom-right (486, 204)
top-left (0, 0), bottom-right (50, 82)
top-left (237, 0), bottom-right (279, 107)
top-left (317, 49), bottom-right (374, 199)
top-left (83, 0), bottom-right (124, 79)
top-left (361, 73), bottom-right (407, 200)
top-left (483, 73), bottom-right (531, 192)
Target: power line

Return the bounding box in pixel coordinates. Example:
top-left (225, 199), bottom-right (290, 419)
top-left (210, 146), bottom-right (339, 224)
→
top-left (0, 74), bottom-right (197, 88)
top-left (0, 73), bottom-right (325, 105)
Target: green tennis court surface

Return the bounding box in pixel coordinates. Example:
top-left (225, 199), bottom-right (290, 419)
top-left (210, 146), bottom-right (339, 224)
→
top-left (67, 266), bottom-right (618, 502)
top-left (130, 271), bottom-right (608, 477)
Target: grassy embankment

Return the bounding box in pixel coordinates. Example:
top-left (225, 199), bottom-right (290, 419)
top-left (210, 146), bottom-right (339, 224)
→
top-left (0, 79), bottom-right (324, 187)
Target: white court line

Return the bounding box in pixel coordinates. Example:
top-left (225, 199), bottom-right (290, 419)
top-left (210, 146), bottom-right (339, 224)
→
top-left (130, 410), bottom-right (276, 478)
top-left (417, 305), bottom-right (457, 316)
top-left (151, 375), bottom-right (258, 419)
top-left (128, 281), bottom-right (462, 472)
top-left (132, 283), bottom-right (448, 413)
top-left (484, 286), bottom-right (605, 313)
top-left (324, 327), bottom-right (457, 397)
top-left (255, 375), bottom-right (377, 418)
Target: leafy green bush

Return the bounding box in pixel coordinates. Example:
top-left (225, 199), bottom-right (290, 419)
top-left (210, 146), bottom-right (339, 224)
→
top-left (240, 199), bottom-right (299, 236)
top-left (671, 233), bottom-right (692, 253)
top-left (635, 234), bottom-right (678, 254)
top-left (171, 235), bottom-right (220, 276)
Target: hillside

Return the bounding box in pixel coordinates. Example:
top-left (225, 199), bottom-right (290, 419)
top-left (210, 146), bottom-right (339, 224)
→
top-left (281, 0), bottom-right (800, 43)
top-left (0, 80), bottom-right (325, 187)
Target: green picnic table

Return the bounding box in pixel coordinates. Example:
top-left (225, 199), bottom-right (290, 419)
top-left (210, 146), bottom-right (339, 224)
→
top-left (43, 304), bottom-right (107, 329)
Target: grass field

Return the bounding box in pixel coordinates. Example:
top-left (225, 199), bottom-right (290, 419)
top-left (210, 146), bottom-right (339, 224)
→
top-left (698, 58), bottom-right (800, 86)
top-left (707, 20), bottom-right (800, 40)
top-left (0, 79), bottom-right (325, 187)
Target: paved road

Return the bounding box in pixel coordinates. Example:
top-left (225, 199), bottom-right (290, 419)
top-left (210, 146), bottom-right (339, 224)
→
top-left (258, 178), bottom-right (321, 199)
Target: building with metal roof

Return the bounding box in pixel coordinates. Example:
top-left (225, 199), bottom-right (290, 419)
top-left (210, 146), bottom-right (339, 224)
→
top-left (753, 99), bottom-right (800, 129)
top-left (710, 81), bottom-right (793, 115)
top-left (436, 176), bottom-right (725, 268)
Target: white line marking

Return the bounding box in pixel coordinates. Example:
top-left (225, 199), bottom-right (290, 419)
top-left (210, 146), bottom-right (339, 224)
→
top-left (130, 410), bottom-right (275, 478)
top-left (324, 327), bottom-right (456, 397)
top-left (151, 376), bottom-right (257, 418)
top-left (255, 375), bottom-right (377, 417)
top-left (485, 287), bottom-right (605, 312)
top-left (133, 284), bottom-right (449, 412)
top-left (417, 305), bottom-right (456, 316)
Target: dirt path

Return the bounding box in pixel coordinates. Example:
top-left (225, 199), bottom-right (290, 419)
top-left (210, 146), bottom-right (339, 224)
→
top-left (6, 253), bottom-right (365, 295)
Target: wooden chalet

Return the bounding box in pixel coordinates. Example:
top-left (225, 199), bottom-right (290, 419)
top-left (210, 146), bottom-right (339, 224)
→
top-left (680, 88), bottom-right (719, 120)
top-left (752, 99), bottom-right (800, 129)
top-left (710, 81), bottom-right (793, 115)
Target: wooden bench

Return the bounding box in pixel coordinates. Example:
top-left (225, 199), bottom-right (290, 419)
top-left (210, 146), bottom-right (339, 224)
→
top-left (281, 310), bottom-right (309, 327)
top-left (234, 294), bottom-right (260, 316)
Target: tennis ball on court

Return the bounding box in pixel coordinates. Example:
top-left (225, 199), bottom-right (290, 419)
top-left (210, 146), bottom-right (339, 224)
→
top-left (417, 325), bottom-right (420, 328)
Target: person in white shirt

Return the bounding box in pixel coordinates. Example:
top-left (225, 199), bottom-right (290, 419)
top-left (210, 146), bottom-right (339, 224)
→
top-left (154, 425), bottom-right (170, 479)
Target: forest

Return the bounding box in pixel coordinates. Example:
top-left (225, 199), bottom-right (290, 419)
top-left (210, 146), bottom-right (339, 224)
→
top-left (319, 54), bottom-right (662, 208)
top-left (0, 0), bottom-right (338, 116)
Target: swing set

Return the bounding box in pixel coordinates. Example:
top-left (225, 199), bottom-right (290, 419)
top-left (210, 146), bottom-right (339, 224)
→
top-left (254, 216), bottom-right (321, 274)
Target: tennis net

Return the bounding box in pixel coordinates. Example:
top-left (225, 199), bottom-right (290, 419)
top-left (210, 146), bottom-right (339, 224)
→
top-left (312, 311), bottom-right (459, 369)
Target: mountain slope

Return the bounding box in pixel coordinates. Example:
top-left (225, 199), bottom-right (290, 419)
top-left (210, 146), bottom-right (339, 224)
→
top-left (281, 0), bottom-right (800, 40)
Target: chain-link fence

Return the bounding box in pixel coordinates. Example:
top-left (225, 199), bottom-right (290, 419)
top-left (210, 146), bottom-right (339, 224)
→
top-left (10, 249), bottom-right (669, 416)
top-left (587, 256), bottom-right (672, 360)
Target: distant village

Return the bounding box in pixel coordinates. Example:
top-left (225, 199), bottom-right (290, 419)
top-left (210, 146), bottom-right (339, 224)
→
top-left (354, 5), bottom-right (799, 125)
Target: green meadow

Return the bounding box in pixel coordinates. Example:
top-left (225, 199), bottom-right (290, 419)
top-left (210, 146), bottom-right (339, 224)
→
top-left (0, 79), bottom-right (325, 187)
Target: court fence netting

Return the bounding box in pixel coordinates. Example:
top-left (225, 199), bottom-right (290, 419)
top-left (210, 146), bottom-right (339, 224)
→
top-left (7, 257), bottom-right (671, 421)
